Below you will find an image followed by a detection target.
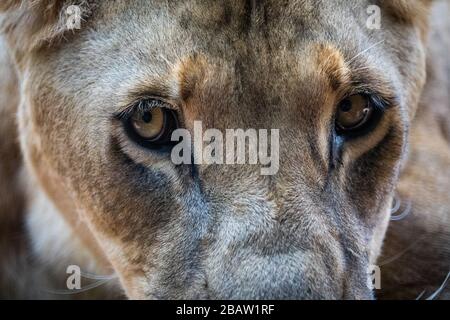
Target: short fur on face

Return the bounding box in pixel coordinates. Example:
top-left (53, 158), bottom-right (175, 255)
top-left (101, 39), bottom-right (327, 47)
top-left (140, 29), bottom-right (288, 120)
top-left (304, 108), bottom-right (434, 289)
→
top-left (1, 0), bottom-right (446, 299)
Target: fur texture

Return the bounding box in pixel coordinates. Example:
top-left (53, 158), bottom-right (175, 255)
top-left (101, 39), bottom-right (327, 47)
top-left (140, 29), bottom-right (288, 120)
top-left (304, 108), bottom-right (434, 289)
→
top-left (0, 0), bottom-right (448, 299)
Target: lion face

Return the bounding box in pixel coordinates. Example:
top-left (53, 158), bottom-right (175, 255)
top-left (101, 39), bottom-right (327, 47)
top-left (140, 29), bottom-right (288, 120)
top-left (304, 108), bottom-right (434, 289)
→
top-left (2, 0), bottom-right (430, 299)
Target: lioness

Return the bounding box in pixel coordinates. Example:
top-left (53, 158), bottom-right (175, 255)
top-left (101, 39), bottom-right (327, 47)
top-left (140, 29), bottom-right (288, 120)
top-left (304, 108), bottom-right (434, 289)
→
top-left (0, 0), bottom-right (449, 300)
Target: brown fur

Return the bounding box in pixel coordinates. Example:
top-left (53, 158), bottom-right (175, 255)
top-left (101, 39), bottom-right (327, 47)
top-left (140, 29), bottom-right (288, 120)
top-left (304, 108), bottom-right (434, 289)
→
top-left (379, 0), bottom-right (450, 299)
top-left (0, 0), bottom-right (448, 299)
top-left (0, 0), bottom-right (93, 61)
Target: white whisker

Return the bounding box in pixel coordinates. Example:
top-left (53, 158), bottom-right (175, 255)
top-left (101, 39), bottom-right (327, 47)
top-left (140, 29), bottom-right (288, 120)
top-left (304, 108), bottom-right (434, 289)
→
top-left (391, 199), bottom-right (412, 221)
top-left (426, 271), bottom-right (450, 300)
top-left (347, 39), bottom-right (385, 65)
top-left (378, 235), bottom-right (427, 266)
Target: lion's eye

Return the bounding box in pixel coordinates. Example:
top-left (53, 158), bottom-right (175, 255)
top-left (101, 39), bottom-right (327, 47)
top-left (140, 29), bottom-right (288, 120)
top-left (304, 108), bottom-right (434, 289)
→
top-left (121, 100), bottom-right (179, 148)
top-left (131, 108), bottom-right (166, 140)
top-left (336, 95), bottom-right (374, 132)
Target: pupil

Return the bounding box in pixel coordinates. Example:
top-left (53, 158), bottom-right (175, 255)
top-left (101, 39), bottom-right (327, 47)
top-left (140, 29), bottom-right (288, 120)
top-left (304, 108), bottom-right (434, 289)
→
top-left (340, 99), bottom-right (352, 112)
top-left (142, 112), bottom-right (152, 123)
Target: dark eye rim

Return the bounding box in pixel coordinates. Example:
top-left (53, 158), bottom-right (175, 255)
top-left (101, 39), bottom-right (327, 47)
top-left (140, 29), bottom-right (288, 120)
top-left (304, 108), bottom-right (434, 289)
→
top-left (116, 99), bottom-right (180, 151)
top-left (335, 93), bottom-right (387, 139)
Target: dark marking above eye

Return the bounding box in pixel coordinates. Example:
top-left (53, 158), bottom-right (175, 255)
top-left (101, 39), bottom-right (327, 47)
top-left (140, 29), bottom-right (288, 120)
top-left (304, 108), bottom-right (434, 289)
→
top-left (242, 0), bottom-right (255, 33)
top-left (178, 2), bottom-right (234, 32)
top-left (329, 132), bottom-right (345, 171)
top-left (176, 54), bottom-right (207, 102)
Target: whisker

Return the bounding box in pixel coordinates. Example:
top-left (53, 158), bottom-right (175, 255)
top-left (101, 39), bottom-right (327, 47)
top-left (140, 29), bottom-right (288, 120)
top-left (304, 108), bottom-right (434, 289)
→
top-left (42, 278), bottom-right (114, 296)
top-left (390, 195), bottom-right (402, 215)
top-left (426, 271), bottom-right (450, 300)
top-left (347, 40), bottom-right (385, 65)
top-left (159, 54), bottom-right (173, 68)
top-left (80, 271), bottom-right (118, 281)
top-left (416, 290), bottom-right (426, 300)
top-left (335, 40), bottom-right (385, 75)
top-left (416, 271), bottom-right (450, 300)
top-left (391, 199), bottom-right (412, 221)
top-left (378, 235), bottom-right (428, 266)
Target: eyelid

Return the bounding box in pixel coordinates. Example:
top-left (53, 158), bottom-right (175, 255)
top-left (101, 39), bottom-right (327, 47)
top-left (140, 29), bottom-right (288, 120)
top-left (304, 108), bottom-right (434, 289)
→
top-left (367, 93), bottom-right (394, 111)
top-left (340, 91), bottom-right (392, 113)
top-left (345, 80), bottom-right (398, 109)
top-left (114, 98), bottom-right (175, 121)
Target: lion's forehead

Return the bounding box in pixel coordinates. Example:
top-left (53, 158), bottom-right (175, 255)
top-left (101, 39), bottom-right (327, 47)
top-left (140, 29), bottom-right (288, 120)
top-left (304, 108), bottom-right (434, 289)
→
top-left (92, 0), bottom-right (368, 53)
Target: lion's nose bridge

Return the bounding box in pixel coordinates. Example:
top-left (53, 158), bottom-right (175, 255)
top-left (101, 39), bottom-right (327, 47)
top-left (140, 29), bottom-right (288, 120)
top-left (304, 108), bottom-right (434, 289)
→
top-left (192, 164), bottom-right (376, 299)
top-left (201, 180), bottom-right (378, 299)
top-left (208, 249), bottom-right (339, 299)
top-left (204, 211), bottom-right (347, 299)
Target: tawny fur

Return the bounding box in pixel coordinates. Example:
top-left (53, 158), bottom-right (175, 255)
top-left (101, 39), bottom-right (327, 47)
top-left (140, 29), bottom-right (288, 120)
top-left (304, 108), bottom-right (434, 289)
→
top-left (0, 0), bottom-right (448, 299)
